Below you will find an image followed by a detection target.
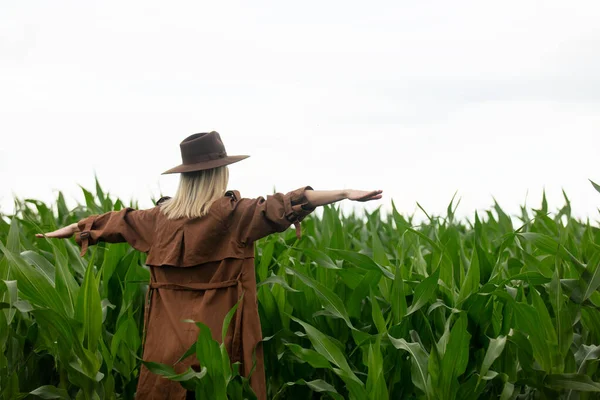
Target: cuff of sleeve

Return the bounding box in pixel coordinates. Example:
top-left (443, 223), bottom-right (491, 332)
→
top-left (75, 217), bottom-right (95, 256)
top-left (284, 186), bottom-right (315, 223)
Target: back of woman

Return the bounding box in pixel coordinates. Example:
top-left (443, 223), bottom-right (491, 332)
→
top-left (37, 132), bottom-right (382, 400)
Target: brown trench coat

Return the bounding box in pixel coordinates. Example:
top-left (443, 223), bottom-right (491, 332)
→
top-left (75, 187), bottom-right (314, 400)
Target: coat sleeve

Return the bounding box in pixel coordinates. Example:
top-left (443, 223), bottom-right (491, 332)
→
top-left (230, 186), bottom-right (315, 244)
top-left (74, 208), bottom-right (155, 256)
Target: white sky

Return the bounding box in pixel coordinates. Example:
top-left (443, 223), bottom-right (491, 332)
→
top-left (1, 0), bottom-right (599, 222)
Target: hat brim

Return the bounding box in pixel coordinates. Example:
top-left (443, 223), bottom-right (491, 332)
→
top-left (161, 155), bottom-right (249, 175)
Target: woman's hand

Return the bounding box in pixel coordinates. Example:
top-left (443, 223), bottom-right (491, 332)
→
top-left (346, 189), bottom-right (383, 202)
top-left (305, 189), bottom-right (383, 208)
top-left (35, 223), bottom-right (79, 239)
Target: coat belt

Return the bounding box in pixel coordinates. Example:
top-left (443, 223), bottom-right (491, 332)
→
top-left (149, 280), bottom-right (238, 290)
top-left (143, 277), bottom-right (245, 364)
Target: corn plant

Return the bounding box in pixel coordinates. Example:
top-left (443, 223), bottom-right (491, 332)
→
top-left (1, 179), bottom-right (600, 399)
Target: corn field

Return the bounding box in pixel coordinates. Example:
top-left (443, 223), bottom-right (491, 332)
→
top-left (1, 180), bottom-right (600, 399)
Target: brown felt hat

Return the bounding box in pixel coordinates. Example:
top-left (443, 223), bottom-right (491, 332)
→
top-left (162, 132), bottom-right (249, 174)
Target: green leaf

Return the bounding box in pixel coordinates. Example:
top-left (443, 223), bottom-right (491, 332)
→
top-left (590, 179), bottom-right (600, 194)
top-left (68, 354), bottom-right (104, 382)
top-left (222, 293), bottom-right (243, 343)
top-left (517, 232), bottom-right (584, 271)
top-left (1, 280), bottom-right (17, 324)
top-left (303, 379), bottom-right (342, 398)
top-left (176, 342), bottom-right (197, 365)
top-left (479, 336), bottom-right (506, 382)
top-left (332, 367), bottom-right (369, 400)
top-left (170, 367), bottom-right (208, 382)
top-left (301, 248), bottom-right (340, 270)
top-left (52, 245), bottom-right (79, 318)
top-left (95, 175), bottom-right (106, 204)
top-left (142, 361), bottom-right (207, 383)
top-left (330, 249), bottom-right (394, 280)
top-left (530, 286), bottom-right (558, 345)
top-left (500, 381), bottom-right (515, 400)
top-left (257, 239), bottom-right (275, 282)
top-left (56, 191), bottom-right (69, 220)
top-left (576, 252), bottom-right (600, 303)
top-left (7, 217), bottom-right (21, 253)
top-left (438, 313), bottom-right (471, 400)
top-left (406, 268), bottom-right (440, 316)
top-left (508, 329), bottom-right (534, 372)
top-left (370, 289), bottom-right (387, 334)
top-left (287, 268), bottom-right (354, 329)
top-left (347, 270), bottom-right (379, 319)
top-left (290, 316), bottom-right (358, 381)
top-left (110, 319), bottom-right (139, 359)
top-left (28, 385), bottom-right (70, 399)
top-left (458, 250), bottom-right (480, 305)
top-left (547, 266), bottom-right (573, 369)
top-left (456, 374), bottom-right (485, 400)
top-left (257, 275), bottom-right (299, 292)
top-left (391, 265), bottom-right (407, 324)
top-left (574, 344), bottom-right (600, 374)
top-left (258, 283), bottom-right (284, 334)
top-left (388, 335), bottom-right (429, 398)
top-left (581, 307), bottom-right (600, 342)
top-left (366, 336), bottom-right (388, 400)
top-left (141, 361), bottom-right (177, 376)
top-left (370, 223), bottom-right (388, 266)
top-left (512, 301), bottom-right (553, 371)
top-left (545, 373), bottom-right (600, 392)
top-left (0, 241), bottom-right (67, 317)
top-left (20, 251), bottom-right (55, 285)
top-left (192, 321), bottom-right (223, 376)
top-left (188, 321), bottom-right (227, 399)
top-left (99, 242), bottom-right (128, 298)
top-left (274, 379), bottom-right (343, 400)
top-left (74, 260), bottom-right (102, 353)
top-left (285, 343), bottom-right (332, 369)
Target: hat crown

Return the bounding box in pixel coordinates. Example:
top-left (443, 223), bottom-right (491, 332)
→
top-left (180, 131), bottom-right (227, 165)
top-left (162, 131), bottom-right (248, 174)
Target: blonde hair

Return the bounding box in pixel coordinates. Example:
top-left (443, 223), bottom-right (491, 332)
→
top-left (160, 166), bottom-right (229, 219)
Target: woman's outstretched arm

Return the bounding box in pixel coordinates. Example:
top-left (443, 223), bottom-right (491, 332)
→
top-left (35, 208), bottom-right (156, 256)
top-left (35, 223), bottom-right (79, 238)
top-left (304, 189), bottom-right (383, 208)
top-left (228, 187), bottom-right (383, 244)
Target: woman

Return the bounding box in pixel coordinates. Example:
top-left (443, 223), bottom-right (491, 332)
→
top-left (37, 132), bottom-right (382, 400)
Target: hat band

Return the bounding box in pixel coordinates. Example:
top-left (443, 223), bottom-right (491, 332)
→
top-left (181, 151), bottom-right (227, 165)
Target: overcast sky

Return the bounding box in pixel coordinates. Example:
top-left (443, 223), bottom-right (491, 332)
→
top-left (1, 0), bottom-right (599, 222)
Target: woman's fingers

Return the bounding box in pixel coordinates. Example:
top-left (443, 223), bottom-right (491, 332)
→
top-left (364, 194), bottom-right (383, 201)
top-left (348, 189), bottom-right (383, 202)
top-left (361, 190), bottom-right (382, 199)
top-left (359, 194), bottom-right (383, 202)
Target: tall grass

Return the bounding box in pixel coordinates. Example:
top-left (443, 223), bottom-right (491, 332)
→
top-left (1, 180), bottom-right (599, 399)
